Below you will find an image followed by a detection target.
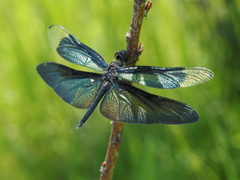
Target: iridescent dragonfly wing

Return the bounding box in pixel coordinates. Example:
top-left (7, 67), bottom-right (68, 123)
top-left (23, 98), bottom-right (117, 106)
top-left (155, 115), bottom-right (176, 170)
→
top-left (48, 25), bottom-right (108, 71)
top-left (100, 81), bottom-right (199, 124)
top-left (36, 62), bottom-right (103, 109)
top-left (117, 66), bottom-right (214, 89)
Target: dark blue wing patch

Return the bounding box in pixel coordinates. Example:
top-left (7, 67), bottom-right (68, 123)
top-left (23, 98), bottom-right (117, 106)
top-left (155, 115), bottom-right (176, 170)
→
top-left (48, 25), bottom-right (108, 71)
top-left (37, 62), bottom-right (103, 109)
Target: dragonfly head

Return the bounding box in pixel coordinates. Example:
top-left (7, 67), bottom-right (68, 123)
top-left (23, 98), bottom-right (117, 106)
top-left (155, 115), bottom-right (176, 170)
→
top-left (114, 50), bottom-right (138, 67)
top-left (114, 50), bottom-right (129, 67)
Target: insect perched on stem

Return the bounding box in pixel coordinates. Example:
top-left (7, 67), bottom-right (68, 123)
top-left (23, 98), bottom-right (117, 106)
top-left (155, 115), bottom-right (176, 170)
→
top-left (37, 25), bottom-right (214, 129)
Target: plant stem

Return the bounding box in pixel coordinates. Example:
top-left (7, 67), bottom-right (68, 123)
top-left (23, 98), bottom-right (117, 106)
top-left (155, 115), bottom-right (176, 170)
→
top-left (99, 121), bottom-right (124, 180)
top-left (99, 1), bottom-right (150, 179)
top-left (126, 0), bottom-right (146, 66)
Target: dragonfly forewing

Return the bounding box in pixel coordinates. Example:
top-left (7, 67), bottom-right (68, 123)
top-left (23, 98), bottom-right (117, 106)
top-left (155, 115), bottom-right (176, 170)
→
top-left (48, 25), bottom-right (108, 71)
top-left (117, 66), bottom-right (214, 89)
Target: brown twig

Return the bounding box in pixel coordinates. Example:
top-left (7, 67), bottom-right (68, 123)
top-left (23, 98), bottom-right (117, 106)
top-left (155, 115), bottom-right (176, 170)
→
top-left (99, 1), bottom-right (151, 179)
top-left (99, 121), bottom-right (124, 180)
top-left (126, 0), bottom-right (146, 66)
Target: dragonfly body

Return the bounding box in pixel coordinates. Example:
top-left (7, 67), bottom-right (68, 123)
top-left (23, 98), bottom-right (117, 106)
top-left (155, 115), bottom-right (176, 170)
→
top-left (79, 80), bottom-right (109, 127)
top-left (37, 25), bottom-right (214, 128)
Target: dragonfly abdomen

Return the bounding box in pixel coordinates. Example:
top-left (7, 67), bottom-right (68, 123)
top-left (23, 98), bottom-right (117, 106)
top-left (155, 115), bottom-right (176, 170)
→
top-left (76, 81), bottom-right (110, 128)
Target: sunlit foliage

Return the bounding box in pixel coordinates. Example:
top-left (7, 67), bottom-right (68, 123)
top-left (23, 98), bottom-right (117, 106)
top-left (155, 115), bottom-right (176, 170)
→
top-left (0, 0), bottom-right (239, 179)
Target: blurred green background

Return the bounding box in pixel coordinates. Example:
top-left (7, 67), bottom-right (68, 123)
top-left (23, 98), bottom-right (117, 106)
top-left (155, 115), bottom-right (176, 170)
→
top-left (0, 0), bottom-right (239, 179)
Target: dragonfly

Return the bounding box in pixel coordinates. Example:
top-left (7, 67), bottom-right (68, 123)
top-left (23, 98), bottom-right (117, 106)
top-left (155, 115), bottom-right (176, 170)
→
top-left (36, 25), bottom-right (214, 129)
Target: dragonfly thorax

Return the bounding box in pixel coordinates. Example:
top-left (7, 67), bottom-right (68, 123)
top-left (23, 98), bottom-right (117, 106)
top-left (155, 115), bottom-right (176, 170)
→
top-left (103, 62), bottom-right (119, 82)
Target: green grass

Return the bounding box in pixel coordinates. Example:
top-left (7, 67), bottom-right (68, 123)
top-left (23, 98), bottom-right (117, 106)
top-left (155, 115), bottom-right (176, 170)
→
top-left (0, 0), bottom-right (239, 179)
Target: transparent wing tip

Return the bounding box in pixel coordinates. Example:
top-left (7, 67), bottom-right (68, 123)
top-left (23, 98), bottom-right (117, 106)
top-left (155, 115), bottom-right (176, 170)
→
top-left (180, 67), bottom-right (214, 87)
top-left (48, 25), bottom-right (54, 29)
